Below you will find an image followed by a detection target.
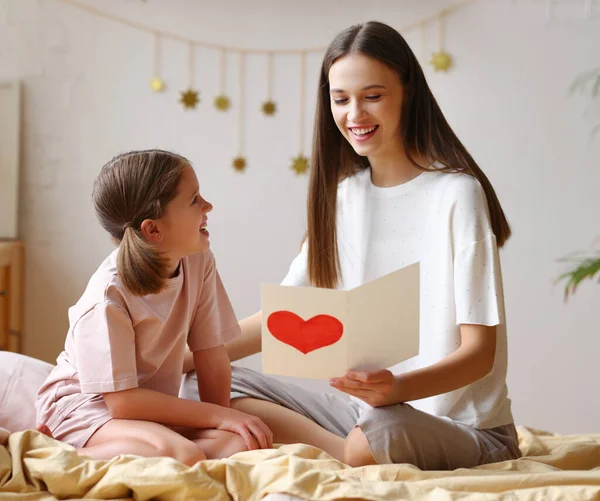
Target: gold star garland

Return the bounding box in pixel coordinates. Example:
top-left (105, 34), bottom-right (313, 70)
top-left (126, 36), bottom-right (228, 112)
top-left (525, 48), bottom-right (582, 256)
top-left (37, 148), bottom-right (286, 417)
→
top-left (180, 43), bottom-right (199, 109)
top-left (233, 51), bottom-right (247, 172)
top-left (214, 48), bottom-right (231, 111)
top-left (57, 0), bottom-right (473, 174)
top-left (150, 32), bottom-right (165, 92)
top-left (292, 51), bottom-right (309, 175)
top-left (262, 52), bottom-right (277, 116)
top-left (430, 14), bottom-right (453, 72)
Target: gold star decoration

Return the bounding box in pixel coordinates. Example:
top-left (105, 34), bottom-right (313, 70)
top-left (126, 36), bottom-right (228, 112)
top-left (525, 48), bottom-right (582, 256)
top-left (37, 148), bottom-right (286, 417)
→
top-left (262, 100), bottom-right (277, 116)
top-left (150, 77), bottom-right (165, 92)
top-left (180, 89), bottom-right (200, 109)
top-left (291, 155), bottom-right (309, 175)
top-left (214, 95), bottom-right (231, 111)
top-left (232, 156), bottom-right (247, 172)
top-left (430, 51), bottom-right (453, 72)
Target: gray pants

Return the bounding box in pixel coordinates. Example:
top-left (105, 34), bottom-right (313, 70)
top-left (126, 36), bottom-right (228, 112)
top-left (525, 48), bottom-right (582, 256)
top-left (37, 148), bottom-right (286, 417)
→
top-left (181, 367), bottom-right (521, 470)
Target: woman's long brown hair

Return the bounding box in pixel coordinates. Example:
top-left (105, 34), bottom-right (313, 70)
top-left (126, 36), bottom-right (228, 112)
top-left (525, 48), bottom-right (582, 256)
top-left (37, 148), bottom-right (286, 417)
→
top-left (307, 21), bottom-right (511, 289)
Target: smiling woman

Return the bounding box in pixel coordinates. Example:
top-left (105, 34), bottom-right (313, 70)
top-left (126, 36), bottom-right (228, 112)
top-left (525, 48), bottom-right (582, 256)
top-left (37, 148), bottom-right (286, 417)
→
top-left (180, 20), bottom-right (522, 471)
top-left (329, 59), bottom-right (404, 168)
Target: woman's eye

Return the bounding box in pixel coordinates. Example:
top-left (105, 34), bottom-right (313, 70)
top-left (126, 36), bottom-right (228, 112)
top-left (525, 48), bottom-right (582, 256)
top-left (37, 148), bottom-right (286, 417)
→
top-left (192, 196), bottom-right (199, 204)
top-left (333, 98), bottom-right (348, 105)
top-left (365, 95), bottom-right (381, 100)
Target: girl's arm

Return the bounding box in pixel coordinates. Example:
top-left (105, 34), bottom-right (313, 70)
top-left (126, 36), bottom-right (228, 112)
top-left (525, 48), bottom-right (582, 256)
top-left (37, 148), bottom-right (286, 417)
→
top-left (102, 387), bottom-right (273, 449)
top-left (193, 345), bottom-right (231, 407)
top-left (330, 324), bottom-right (496, 407)
top-left (182, 311), bottom-right (262, 372)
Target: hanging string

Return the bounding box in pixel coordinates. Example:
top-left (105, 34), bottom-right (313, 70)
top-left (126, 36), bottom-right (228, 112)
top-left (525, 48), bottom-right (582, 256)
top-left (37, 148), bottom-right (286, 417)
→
top-left (231, 50), bottom-right (247, 171)
top-left (213, 48), bottom-right (231, 111)
top-left (262, 52), bottom-right (277, 116)
top-left (298, 51), bottom-right (306, 155)
top-left (153, 32), bottom-right (161, 77)
top-left (290, 51), bottom-right (309, 174)
top-left (150, 32), bottom-right (165, 91)
top-left (179, 41), bottom-right (199, 108)
top-left (429, 12), bottom-right (453, 72)
top-left (219, 48), bottom-right (227, 95)
top-left (56, 0), bottom-right (475, 54)
top-left (188, 42), bottom-right (195, 88)
top-left (437, 13), bottom-right (445, 50)
top-left (237, 51), bottom-right (245, 156)
top-left (267, 52), bottom-right (273, 101)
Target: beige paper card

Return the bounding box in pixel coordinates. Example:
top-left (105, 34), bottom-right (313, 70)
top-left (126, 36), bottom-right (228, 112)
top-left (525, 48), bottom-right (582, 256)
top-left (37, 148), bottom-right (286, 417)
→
top-left (261, 262), bottom-right (420, 379)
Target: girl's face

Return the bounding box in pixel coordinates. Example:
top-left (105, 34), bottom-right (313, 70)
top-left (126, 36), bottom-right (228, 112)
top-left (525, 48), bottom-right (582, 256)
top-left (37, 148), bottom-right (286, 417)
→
top-left (149, 164), bottom-right (213, 260)
top-left (328, 53), bottom-right (404, 160)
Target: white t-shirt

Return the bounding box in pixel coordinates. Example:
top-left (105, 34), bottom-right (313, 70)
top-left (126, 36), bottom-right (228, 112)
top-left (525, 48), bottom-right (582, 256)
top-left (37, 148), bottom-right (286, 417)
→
top-left (281, 167), bottom-right (514, 429)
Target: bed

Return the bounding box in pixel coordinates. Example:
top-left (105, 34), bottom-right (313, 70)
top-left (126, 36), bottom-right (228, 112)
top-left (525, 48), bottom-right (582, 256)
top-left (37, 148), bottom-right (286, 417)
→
top-left (1, 353), bottom-right (599, 501)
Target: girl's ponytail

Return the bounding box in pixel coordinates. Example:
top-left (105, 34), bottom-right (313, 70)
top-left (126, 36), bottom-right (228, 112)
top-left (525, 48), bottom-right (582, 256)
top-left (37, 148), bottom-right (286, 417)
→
top-left (117, 225), bottom-right (166, 296)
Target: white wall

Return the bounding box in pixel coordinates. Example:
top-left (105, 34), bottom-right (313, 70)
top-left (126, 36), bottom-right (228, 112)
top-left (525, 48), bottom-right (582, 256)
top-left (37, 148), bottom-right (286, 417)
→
top-left (1, 0), bottom-right (598, 434)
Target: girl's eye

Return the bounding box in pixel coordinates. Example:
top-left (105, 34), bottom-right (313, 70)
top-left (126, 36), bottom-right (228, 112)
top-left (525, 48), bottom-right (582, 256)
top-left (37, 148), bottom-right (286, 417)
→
top-left (333, 98), bottom-right (348, 105)
top-left (192, 196), bottom-right (199, 205)
top-left (365, 95), bottom-right (381, 101)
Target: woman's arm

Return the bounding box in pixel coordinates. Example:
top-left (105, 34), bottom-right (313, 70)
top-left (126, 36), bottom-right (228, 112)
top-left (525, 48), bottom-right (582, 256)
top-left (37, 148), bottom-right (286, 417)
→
top-left (102, 387), bottom-right (273, 449)
top-left (225, 311), bottom-right (263, 362)
top-left (193, 345), bottom-right (231, 407)
top-left (182, 311), bottom-right (263, 373)
top-left (330, 324), bottom-right (497, 407)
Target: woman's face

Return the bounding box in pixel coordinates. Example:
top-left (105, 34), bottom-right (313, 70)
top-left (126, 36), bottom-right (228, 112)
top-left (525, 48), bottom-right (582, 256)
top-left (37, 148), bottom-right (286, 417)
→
top-left (328, 53), bottom-right (404, 160)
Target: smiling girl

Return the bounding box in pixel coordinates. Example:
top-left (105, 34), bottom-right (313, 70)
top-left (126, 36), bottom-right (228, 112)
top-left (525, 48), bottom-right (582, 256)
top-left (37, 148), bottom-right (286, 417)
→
top-left (36, 149), bottom-right (273, 464)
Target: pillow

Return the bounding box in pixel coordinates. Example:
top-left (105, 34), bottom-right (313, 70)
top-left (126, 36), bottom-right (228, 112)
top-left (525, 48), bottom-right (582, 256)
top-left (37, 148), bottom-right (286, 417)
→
top-left (0, 352), bottom-right (53, 432)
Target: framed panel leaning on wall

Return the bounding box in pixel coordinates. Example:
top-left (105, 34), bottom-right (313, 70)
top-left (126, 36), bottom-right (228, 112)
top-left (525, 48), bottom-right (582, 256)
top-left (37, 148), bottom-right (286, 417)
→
top-left (0, 80), bottom-right (21, 240)
top-left (0, 241), bottom-right (23, 352)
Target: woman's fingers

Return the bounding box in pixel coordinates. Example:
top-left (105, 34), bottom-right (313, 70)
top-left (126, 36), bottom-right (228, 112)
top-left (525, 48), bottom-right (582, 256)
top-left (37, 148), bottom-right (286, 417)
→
top-left (330, 377), bottom-right (391, 392)
top-left (346, 369), bottom-right (391, 383)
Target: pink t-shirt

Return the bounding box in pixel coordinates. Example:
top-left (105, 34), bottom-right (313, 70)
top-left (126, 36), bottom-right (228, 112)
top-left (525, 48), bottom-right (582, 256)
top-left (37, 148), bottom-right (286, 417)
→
top-left (36, 248), bottom-right (240, 447)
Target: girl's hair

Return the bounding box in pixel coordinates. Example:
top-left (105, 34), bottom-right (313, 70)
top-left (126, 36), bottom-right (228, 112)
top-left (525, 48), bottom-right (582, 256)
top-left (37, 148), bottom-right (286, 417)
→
top-left (92, 149), bottom-right (188, 296)
top-left (307, 21), bottom-right (511, 289)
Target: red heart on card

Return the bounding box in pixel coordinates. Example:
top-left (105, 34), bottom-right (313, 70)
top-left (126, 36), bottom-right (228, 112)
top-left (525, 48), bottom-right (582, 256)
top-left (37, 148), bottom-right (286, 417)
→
top-left (267, 311), bottom-right (344, 354)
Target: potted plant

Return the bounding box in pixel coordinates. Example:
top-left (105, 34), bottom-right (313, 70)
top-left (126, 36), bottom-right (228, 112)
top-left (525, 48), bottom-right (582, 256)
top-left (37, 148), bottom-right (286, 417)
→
top-left (557, 67), bottom-right (600, 299)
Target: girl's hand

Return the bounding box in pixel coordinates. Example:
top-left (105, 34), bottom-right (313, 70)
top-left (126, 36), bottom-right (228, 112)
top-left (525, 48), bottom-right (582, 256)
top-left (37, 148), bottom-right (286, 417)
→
top-left (216, 408), bottom-right (274, 450)
top-left (329, 369), bottom-right (400, 407)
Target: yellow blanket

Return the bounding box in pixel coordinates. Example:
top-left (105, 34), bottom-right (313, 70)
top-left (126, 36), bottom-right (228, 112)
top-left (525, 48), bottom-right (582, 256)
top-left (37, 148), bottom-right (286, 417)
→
top-left (1, 426), bottom-right (599, 501)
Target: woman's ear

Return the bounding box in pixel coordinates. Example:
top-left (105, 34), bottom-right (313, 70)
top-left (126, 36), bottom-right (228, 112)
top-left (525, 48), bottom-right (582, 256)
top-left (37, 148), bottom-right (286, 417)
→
top-left (140, 219), bottom-right (163, 243)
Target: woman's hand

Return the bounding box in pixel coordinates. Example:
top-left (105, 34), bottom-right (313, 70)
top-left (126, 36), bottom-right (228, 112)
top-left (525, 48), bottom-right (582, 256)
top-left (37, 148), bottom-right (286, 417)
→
top-left (215, 408), bottom-right (274, 450)
top-left (329, 369), bottom-right (400, 407)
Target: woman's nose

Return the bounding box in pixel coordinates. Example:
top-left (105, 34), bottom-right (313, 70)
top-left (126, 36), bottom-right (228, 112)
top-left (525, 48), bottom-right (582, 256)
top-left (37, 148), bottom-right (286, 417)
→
top-left (347, 101), bottom-right (365, 122)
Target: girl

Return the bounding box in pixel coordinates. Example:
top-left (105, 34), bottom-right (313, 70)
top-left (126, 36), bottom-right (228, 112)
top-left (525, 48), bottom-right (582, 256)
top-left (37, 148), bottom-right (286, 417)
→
top-left (184, 21), bottom-right (521, 470)
top-left (36, 149), bottom-right (273, 465)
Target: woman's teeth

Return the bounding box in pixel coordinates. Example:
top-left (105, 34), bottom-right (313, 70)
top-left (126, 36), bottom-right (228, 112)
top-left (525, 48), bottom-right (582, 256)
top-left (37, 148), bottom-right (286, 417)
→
top-left (352, 126), bottom-right (377, 135)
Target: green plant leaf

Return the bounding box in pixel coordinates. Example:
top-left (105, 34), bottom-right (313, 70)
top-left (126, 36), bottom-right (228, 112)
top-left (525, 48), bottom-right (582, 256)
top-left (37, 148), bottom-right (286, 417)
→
top-left (593, 75), bottom-right (600, 98)
top-left (557, 257), bottom-right (600, 300)
top-left (569, 67), bottom-right (600, 96)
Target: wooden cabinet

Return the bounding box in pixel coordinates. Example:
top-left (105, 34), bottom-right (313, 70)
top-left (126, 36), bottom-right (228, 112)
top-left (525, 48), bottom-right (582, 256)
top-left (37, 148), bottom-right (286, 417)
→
top-left (0, 241), bottom-right (23, 352)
